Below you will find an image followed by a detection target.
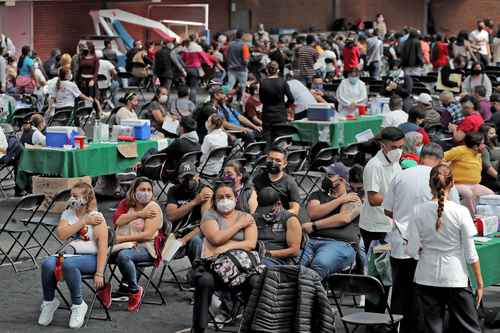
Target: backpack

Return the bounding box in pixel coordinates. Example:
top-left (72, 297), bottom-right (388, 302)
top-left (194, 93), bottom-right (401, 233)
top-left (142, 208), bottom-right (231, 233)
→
top-left (212, 249), bottom-right (264, 287)
top-left (3, 135), bottom-right (22, 163)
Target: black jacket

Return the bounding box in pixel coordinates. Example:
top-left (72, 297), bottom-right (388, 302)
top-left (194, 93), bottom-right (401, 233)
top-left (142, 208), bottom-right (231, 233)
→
top-left (160, 132), bottom-right (200, 171)
top-left (400, 38), bottom-right (423, 68)
top-left (154, 46), bottom-right (174, 79)
top-left (240, 265), bottom-right (335, 333)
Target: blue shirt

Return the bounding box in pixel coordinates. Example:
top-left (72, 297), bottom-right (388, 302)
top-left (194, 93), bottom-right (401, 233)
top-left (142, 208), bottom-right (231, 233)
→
top-left (19, 57), bottom-right (34, 77)
top-left (218, 105), bottom-right (241, 126)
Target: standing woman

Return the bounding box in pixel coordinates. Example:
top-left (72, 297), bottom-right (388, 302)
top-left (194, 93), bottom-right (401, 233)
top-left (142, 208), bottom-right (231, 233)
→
top-left (76, 42), bottom-right (99, 99)
top-left (16, 45), bottom-right (36, 94)
top-left (259, 61), bottom-right (295, 145)
top-left (407, 164), bottom-right (483, 333)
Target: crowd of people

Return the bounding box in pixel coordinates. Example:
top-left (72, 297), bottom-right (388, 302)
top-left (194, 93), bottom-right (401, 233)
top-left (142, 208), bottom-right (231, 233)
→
top-left (1, 12), bottom-right (500, 333)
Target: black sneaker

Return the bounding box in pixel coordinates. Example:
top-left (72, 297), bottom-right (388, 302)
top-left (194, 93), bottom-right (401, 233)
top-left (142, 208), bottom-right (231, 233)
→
top-left (111, 284), bottom-right (130, 302)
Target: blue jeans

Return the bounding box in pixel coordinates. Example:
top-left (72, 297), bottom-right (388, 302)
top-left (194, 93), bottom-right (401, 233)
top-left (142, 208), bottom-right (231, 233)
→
top-left (186, 68), bottom-right (200, 103)
top-left (41, 255), bottom-right (97, 305)
top-left (115, 247), bottom-right (153, 293)
top-left (299, 238), bottom-right (355, 280)
top-left (227, 70), bottom-right (248, 99)
top-left (187, 234), bottom-right (203, 263)
top-left (261, 256), bottom-right (297, 267)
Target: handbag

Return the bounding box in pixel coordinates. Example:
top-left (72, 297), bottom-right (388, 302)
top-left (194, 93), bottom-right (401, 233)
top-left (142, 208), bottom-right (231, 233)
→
top-left (211, 249), bottom-right (264, 287)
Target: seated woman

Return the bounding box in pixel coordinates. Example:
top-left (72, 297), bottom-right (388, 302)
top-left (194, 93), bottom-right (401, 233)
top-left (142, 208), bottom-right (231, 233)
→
top-left (192, 182), bottom-right (257, 333)
top-left (115, 92), bottom-right (139, 125)
top-left (444, 132), bottom-right (494, 215)
top-left (200, 114), bottom-right (228, 176)
top-left (479, 124), bottom-right (499, 191)
top-left (21, 114), bottom-right (46, 146)
top-left (38, 182), bottom-right (107, 329)
top-left (107, 177), bottom-right (163, 312)
top-left (169, 85), bottom-right (196, 119)
top-left (255, 187), bottom-right (302, 267)
top-left (400, 131), bottom-right (423, 169)
top-left (47, 68), bottom-right (94, 115)
top-left (141, 87), bottom-right (169, 133)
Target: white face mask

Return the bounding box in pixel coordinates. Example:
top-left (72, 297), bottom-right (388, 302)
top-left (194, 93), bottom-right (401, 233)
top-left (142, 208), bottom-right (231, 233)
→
top-left (158, 95), bottom-right (168, 104)
top-left (216, 198), bottom-right (236, 213)
top-left (135, 191), bottom-right (153, 204)
top-left (386, 148), bottom-right (403, 164)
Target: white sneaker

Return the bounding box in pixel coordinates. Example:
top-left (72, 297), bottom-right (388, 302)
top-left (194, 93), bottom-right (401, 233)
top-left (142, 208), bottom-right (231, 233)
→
top-left (69, 301), bottom-right (88, 329)
top-left (38, 298), bottom-right (60, 326)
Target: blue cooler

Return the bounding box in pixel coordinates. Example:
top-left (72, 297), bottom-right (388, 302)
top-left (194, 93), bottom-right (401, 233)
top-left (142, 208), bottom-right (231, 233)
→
top-left (307, 103), bottom-right (335, 121)
top-left (121, 119), bottom-right (151, 140)
top-left (46, 127), bottom-right (79, 148)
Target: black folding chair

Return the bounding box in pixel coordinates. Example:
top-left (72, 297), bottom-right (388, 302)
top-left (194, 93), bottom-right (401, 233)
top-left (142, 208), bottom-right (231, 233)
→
top-left (272, 135), bottom-right (294, 150)
top-left (11, 107), bottom-right (35, 130)
top-left (0, 194), bottom-right (45, 272)
top-left (199, 146), bottom-right (233, 179)
top-left (106, 105), bottom-right (122, 126)
top-left (73, 103), bottom-right (94, 128)
top-left (271, 123), bottom-right (307, 147)
top-left (48, 108), bottom-right (73, 127)
top-left (0, 124), bottom-right (17, 197)
top-left (243, 141), bottom-right (266, 163)
top-left (285, 149), bottom-right (308, 173)
top-left (292, 146), bottom-right (339, 203)
top-left (159, 150), bottom-right (202, 199)
top-left (19, 189), bottom-right (71, 259)
top-left (137, 153), bottom-right (167, 196)
top-left (328, 273), bottom-right (403, 333)
top-left (248, 154), bottom-right (268, 179)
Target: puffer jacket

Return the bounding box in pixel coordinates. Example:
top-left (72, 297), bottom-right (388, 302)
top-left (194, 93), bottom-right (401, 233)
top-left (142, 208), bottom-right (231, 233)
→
top-left (239, 265), bottom-right (335, 333)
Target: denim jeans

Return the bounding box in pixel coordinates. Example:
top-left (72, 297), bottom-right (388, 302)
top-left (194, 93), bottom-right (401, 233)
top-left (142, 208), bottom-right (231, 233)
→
top-left (186, 68), bottom-right (200, 103)
top-left (41, 255), bottom-right (97, 305)
top-left (261, 256), bottom-right (297, 267)
top-left (299, 238), bottom-right (356, 280)
top-left (227, 70), bottom-right (248, 99)
top-left (115, 246), bottom-right (153, 293)
top-left (187, 234), bottom-right (203, 263)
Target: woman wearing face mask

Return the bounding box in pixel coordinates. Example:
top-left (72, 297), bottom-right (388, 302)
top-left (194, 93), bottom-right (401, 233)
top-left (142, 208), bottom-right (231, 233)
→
top-left (192, 182), bottom-right (257, 333)
top-left (141, 87), bottom-right (168, 132)
top-left (115, 92), bottom-right (139, 125)
top-left (222, 160), bottom-right (258, 214)
top-left (106, 177), bottom-right (163, 312)
top-left (21, 114), bottom-right (46, 146)
top-left (479, 124), bottom-right (499, 191)
top-left (38, 182), bottom-right (107, 329)
top-left (382, 59), bottom-right (414, 111)
top-left (336, 67), bottom-right (368, 116)
top-left (462, 62), bottom-right (492, 99)
top-left (75, 42), bottom-right (99, 99)
top-left (199, 114), bottom-right (228, 176)
top-left (400, 131), bottom-right (424, 169)
top-left (444, 132), bottom-right (494, 215)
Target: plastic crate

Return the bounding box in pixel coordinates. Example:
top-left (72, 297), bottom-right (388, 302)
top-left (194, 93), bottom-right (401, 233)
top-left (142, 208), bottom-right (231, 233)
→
top-left (46, 127), bottom-right (78, 148)
top-left (121, 119), bottom-right (151, 140)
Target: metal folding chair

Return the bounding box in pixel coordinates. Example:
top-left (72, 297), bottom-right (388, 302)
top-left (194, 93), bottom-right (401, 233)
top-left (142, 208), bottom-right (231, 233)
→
top-left (198, 146), bottom-right (233, 179)
top-left (48, 108), bottom-right (73, 127)
top-left (285, 149), bottom-right (308, 173)
top-left (0, 194), bottom-right (45, 272)
top-left (243, 141), bottom-right (266, 164)
top-left (159, 150), bottom-right (202, 200)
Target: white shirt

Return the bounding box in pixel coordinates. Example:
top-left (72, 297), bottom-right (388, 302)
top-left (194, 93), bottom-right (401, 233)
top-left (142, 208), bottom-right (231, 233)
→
top-left (48, 80), bottom-right (82, 109)
top-left (286, 79), bottom-right (317, 114)
top-left (98, 59), bottom-right (115, 88)
top-left (407, 200), bottom-right (478, 288)
top-left (200, 128), bottom-right (228, 176)
top-left (336, 78), bottom-right (368, 114)
top-left (61, 209), bottom-right (98, 254)
top-left (462, 74), bottom-right (492, 99)
top-left (0, 126), bottom-right (7, 159)
top-left (381, 110), bottom-right (408, 128)
top-left (116, 107), bottom-right (138, 125)
top-left (32, 128), bottom-right (46, 146)
top-left (383, 165), bottom-right (461, 259)
top-left (470, 29), bottom-right (490, 55)
top-left (359, 150), bottom-right (401, 233)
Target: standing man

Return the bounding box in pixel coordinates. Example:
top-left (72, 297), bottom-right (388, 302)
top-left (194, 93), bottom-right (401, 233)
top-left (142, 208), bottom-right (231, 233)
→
top-left (359, 127), bottom-right (405, 252)
top-left (383, 143), bottom-right (460, 333)
top-left (154, 42), bottom-right (175, 90)
top-left (366, 29), bottom-right (384, 80)
top-left (470, 20), bottom-right (491, 68)
top-left (297, 35), bottom-right (319, 87)
top-left (226, 30), bottom-right (250, 99)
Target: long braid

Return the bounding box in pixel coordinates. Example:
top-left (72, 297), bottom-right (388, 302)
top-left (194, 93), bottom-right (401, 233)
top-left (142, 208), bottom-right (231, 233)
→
top-left (430, 164), bottom-right (453, 232)
top-left (436, 187), bottom-right (445, 231)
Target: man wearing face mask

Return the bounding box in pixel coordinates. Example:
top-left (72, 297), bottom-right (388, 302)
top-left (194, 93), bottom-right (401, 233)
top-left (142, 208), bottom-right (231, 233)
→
top-left (383, 143), bottom-right (461, 333)
top-left (300, 166), bottom-right (362, 280)
top-left (382, 60), bottom-right (414, 112)
top-left (470, 20), bottom-right (491, 68)
top-left (462, 62), bottom-right (493, 99)
top-left (359, 127), bottom-right (405, 252)
top-left (336, 68), bottom-right (367, 115)
top-left (165, 162), bottom-right (211, 262)
top-left (252, 146), bottom-right (301, 217)
top-left (255, 187), bottom-right (302, 267)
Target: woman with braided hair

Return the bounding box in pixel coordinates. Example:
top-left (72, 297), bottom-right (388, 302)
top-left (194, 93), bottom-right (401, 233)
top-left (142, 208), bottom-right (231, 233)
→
top-left (407, 164), bottom-right (483, 333)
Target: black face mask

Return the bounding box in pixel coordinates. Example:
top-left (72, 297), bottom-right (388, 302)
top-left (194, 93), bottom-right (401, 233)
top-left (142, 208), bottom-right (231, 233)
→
top-left (181, 178), bottom-right (198, 193)
top-left (266, 160), bottom-right (281, 174)
top-left (322, 178), bottom-right (340, 196)
top-left (471, 69), bottom-right (482, 76)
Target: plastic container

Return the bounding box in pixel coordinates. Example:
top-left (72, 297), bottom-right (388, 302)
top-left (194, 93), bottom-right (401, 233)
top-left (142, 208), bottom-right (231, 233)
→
top-left (121, 119), bottom-right (151, 140)
top-left (46, 127), bottom-right (79, 148)
top-left (357, 104), bottom-right (367, 116)
top-left (74, 136), bottom-right (85, 149)
top-left (307, 103), bottom-right (335, 121)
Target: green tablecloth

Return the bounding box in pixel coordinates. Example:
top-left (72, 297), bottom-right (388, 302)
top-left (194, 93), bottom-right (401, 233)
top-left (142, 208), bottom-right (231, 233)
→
top-left (292, 115), bottom-right (384, 148)
top-left (17, 140), bottom-right (158, 189)
top-left (469, 233), bottom-right (500, 289)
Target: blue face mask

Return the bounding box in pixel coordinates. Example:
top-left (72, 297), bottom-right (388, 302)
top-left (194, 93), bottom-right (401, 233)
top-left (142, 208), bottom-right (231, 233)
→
top-left (348, 77), bottom-right (359, 85)
top-left (312, 84), bottom-right (323, 91)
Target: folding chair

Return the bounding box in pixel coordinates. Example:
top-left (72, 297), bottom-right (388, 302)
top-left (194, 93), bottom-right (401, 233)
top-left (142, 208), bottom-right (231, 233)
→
top-left (0, 194), bottom-right (45, 272)
top-left (271, 123), bottom-right (307, 146)
top-left (199, 146), bottom-right (233, 179)
top-left (285, 149), bottom-right (308, 173)
top-left (73, 103), bottom-right (94, 129)
top-left (158, 150), bottom-right (202, 200)
top-left (55, 228), bottom-right (115, 326)
top-left (48, 108), bottom-right (73, 127)
top-left (243, 141), bottom-right (266, 164)
top-left (10, 107), bottom-right (35, 130)
top-left (272, 135), bottom-right (293, 150)
top-left (292, 146), bottom-right (339, 202)
top-left (328, 273), bottom-right (403, 333)
top-left (19, 189), bottom-right (71, 259)
top-left (248, 154), bottom-right (268, 180)
top-left (135, 260), bottom-right (167, 307)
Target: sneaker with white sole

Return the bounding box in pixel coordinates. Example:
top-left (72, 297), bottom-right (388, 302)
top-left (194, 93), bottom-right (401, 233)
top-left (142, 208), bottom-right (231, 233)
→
top-left (38, 298), bottom-right (60, 326)
top-left (69, 301), bottom-right (88, 329)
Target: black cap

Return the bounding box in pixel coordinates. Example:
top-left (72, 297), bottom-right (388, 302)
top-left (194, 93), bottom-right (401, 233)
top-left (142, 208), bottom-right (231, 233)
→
top-left (178, 162), bottom-right (197, 179)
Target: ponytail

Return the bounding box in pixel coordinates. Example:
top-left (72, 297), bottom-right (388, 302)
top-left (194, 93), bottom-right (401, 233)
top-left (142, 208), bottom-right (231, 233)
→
top-left (436, 188), bottom-right (445, 231)
top-left (429, 164), bottom-right (453, 231)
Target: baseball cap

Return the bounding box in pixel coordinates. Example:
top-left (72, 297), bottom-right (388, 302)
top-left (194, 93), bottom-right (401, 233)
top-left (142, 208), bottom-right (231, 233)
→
top-left (416, 93), bottom-right (432, 105)
top-left (209, 86), bottom-right (224, 96)
top-left (255, 187), bottom-right (281, 217)
top-left (323, 163), bottom-right (349, 181)
top-left (178, 162), bottom-right (197, 179)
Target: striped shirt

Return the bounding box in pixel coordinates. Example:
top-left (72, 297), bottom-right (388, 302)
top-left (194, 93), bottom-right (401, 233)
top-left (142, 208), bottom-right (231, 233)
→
top-left (296, 45), bottom-right (319, 80)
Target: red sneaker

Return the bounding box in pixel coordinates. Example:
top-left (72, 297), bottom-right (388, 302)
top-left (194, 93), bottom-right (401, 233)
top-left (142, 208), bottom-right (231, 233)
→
top-left (96, 283), bottom-right (112, 309)
top-left (127, 286), bottom-right (144, 312)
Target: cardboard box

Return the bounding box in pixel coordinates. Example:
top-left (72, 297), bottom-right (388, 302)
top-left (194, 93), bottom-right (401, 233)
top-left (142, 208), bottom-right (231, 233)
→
top-left (32, 176), bottom-right (92, 213)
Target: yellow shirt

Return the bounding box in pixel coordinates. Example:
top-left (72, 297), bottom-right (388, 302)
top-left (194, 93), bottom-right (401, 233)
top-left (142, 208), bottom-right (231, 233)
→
top-left (444, 145), bottom-right (482, 184)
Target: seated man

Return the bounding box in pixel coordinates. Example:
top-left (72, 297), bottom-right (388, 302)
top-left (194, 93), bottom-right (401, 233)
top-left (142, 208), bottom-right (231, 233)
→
top-left (299, 165), bottom-right (362, 280)
top-left (160, 116), bottom-right (201, 173)
top-left (398, 105), bottom-right (431, 144)
top-left (218, 93), bottom-right (262, 142)
top-left (310, 74), bottom-right (336, 103)
top-left (255, 187), bottom-right (302, 267)
top-left (415, 93), bottom-right (442, 131)
top-left (165, 162), bottom-right (212, 263)
top-left (252, 146), bottom-right (301, 216)
top-left (439, 91), bottom-right (464, 128)
top-left (449, 95), bottom-right (484, 143)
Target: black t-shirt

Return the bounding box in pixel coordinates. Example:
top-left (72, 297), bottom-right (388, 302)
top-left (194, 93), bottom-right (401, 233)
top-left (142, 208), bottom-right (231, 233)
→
top-left (308, 190), bottom-right (358, 244)
top-left (160, 136), bottom-right (201, 171)
top-left (259, 77), bottom-right (294, 123)
top-left (166, 183), bottom-right (201, 228)
top-left (252, 173), bottom-right (301, 210)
